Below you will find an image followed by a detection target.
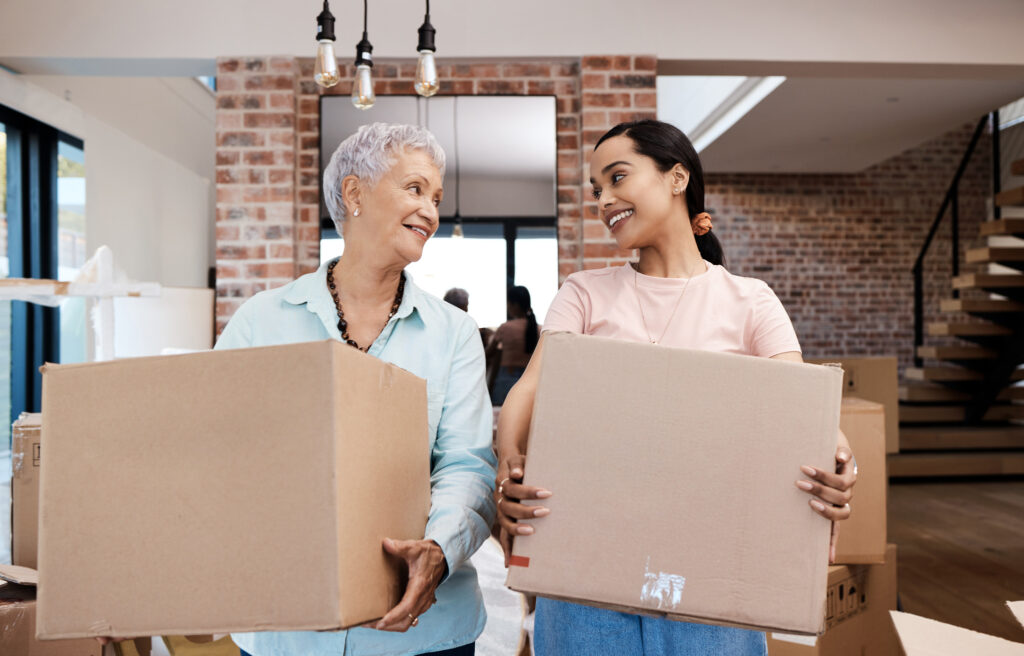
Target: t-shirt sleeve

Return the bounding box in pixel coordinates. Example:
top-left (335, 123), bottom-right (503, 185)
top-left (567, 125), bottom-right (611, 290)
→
top-left (749, 283), bottom-right (801, 358)
top-left (541, 275), bottom-right (587, 334)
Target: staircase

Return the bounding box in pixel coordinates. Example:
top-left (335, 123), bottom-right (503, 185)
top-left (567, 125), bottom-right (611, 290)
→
top-left (891, 118), bottom-right (1024, 477)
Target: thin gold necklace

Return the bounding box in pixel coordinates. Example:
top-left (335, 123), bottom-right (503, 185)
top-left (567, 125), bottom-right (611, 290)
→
top-left (633, 261), bottom-right (700, 345)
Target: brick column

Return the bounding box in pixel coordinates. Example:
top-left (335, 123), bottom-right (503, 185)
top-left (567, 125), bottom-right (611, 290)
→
top-left (214, 56), bottom-right (300, 333)
top-left (579, 55), bottom-right (657, 270)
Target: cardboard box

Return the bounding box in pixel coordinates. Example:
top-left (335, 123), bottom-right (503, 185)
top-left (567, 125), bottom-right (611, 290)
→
top-left (37, 340), bottom-right (431, 639)
top-left (805, 357), bottom-right (899, 454)
top-left (0, 565), bottom-right (102, 656)
top-left (768, 544), bottom-right (899, 655)
top-left (833, 398), bottom-right (887, 564)
top-left (890, 602), bottom-right (1024, 655)
top-left (12, 411), bottom-right (43, 568)
top-left (506, 332), bottom-right (843, 635)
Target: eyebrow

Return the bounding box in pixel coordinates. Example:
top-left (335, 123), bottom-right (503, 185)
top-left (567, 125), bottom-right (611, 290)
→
top-left (589, 160), bottom-right (632, 184)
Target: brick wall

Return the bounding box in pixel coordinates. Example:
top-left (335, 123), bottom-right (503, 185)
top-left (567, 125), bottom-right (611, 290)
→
top-left (706, 121), bottom-right (992, 372)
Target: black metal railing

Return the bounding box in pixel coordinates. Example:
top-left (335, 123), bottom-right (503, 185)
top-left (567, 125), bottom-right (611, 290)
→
top-left (912, 113), bottom-right (1000, 367)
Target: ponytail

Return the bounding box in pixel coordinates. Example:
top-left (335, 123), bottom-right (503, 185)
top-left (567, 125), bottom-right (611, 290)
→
top-left (524, 310), bottom-right (539, 355)
top-left (507, 285), bottom-right (539, 354)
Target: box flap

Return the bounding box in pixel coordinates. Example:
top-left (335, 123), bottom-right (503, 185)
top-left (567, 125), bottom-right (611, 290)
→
top-left (1009, 601), bottom-right (1024, 630)
top-left (0, 564), bottom-right (39, 586)
top-left (889, 611), bottom-right (1024, 655)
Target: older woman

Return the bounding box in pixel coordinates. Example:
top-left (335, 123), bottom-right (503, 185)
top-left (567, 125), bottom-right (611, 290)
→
top-left (216, 123), bottom-right (496, 656)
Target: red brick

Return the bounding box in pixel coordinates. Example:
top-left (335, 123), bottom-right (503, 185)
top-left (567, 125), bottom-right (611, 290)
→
top-left (451, 63), bottom-right (500, 78)
top-left (583, 92), bottom-right (631, 108)
top-left (243, 150), bottom-right (275, 166)
top-left (217, 131), bottom-right (265, 148)
top-left (268, 131), bottom-right (294, 148)
top-left (270, 244), bottom-right (295, 259)
top-left (217, 59), bottom-right (240, 74)
top-left (217, 264), bottom-right (241, 279)
top-left (583, 111), bottom-right (609, 128)
top-left (582, 73), bottom-right (607, 90)
top-left (501, 63), bottom-right (552, 78)
top-left (439, 80), bottom-right (475, 95)
top-left (244, 112), bottom-right (295, 129)
top-left (634, 92), bottom-right (657, 108)
top-left (612, 56), bottom-right (631, 70)
top-left (218, 245), bottom-right (267, 260)
top-left (582, 56), bottom-right (613, 71)
top-left (216, 76), bottom-right (240, 92)
top-left (269, 57), bottom-right (296, 72)
top-left (633, 56), bottom-right (657, 71)
top-left (216, 226), bottom-right (240, 241)
top-left (609, 74), bottom-right (655, 89)
top-left (244, 58), bottom-right (267, 72)
top-left (528, 80), bottom-right (556, 95)
top-left (245, 75), bottom-right (296, 91)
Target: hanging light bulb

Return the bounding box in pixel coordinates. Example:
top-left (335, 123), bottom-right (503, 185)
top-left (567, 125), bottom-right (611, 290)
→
top-left (414, 0), bottom-right (439, 97)
top-left (352, 0), bottom-right (376, 110)
top-left (313, 0), bottom-right (340, 88)
top-left (452, 218), bottom-right (464, 238)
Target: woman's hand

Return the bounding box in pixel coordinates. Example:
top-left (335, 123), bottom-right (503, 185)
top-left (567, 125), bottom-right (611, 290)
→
top-left (372, 538), bottom-right (446, 632)
top-left (795, 430), bottom-right (857, 562)
top-left (495, 454), bottom-right (552, 567)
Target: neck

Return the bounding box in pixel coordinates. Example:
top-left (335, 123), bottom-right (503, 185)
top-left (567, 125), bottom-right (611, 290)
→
top-left (636, 222), bottom-right (706, 278)
top-left (332, 246), bottom-right (405, 305)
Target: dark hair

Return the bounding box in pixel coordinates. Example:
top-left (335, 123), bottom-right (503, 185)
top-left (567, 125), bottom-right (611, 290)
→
top-left (442, 287), bottom-right (469, 312)
top-left (595, 119), bottom-right (725, 266)
top-left (507, 285), bottom-right (539, 355)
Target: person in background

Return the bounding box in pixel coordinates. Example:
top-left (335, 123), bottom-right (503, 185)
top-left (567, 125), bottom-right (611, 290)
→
top-left (443, 288), bottom-right (469, 312)
top-left (444, 287), bottom-right (499, 382)
top-left (486, 286), bottom-right (540, 406)
top-left (494, 120), bottom-right (856, 655)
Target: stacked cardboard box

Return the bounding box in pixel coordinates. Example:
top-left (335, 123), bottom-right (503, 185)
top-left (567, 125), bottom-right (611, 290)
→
top-left (0, 563), bottom-right (102, 656)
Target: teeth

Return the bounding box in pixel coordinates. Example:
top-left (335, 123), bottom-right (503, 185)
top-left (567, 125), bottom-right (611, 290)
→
top-left (407, 226), bottom-right (428, 237)
top-left (608, 209), bottom-right (633, 228)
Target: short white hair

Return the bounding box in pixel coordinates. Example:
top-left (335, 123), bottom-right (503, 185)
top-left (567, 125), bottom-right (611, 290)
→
top-left (323, 122), bottom-right (446, 233)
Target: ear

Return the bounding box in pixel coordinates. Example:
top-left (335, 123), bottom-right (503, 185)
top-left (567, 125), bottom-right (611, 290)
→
top-left (669, 164), bottom-right (690, 195)
top-left (340, 174), bottom-right (363, 216)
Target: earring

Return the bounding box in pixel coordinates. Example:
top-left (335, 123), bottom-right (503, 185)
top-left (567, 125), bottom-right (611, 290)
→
top-left (673, 188), bottom-right (681, 194)
top-left (353, 208), bottom-right (360, 217)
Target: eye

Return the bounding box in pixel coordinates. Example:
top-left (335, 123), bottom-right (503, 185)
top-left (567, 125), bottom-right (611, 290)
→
top-left (591, 187), bottom-right (602, 200)
top-left (611, 172), bottom-right (625, 184)
top-left (433, 198), bottom-right (441, 207)
top-left (409, 184), bottom-right (422, 194)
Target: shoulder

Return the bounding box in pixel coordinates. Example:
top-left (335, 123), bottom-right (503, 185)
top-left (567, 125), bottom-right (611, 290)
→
top-left (709, 265), bottom-right (775, 300)
top-left (407, 280), bottom-right (479, 339)
top-left (559, 265), bottom-right (625, 295)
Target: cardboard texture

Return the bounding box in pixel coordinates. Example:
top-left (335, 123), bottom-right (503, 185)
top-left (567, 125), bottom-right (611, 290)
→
top-left (768, 544), bottom-right (899, 655)
top-left (36, 340), bottom-right (431, 639)
top-left (805, 357), bottom-right (899, 454)
top-left (506, 333), bottom-right (844, 635)
top-left (1, 576), bottom-right (101, 656)
top-left (12, 411), bottom-right (43, 568)
top-left (890, 610), bottom-right (1024, 655)
top-left (833, 398), bottom-right (887, 564)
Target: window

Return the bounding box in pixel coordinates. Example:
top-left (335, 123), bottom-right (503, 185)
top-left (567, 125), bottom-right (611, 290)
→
top-left (57, 139), bottom-right (87, 364)
top-left (1, 121), bottom-right (9, 445)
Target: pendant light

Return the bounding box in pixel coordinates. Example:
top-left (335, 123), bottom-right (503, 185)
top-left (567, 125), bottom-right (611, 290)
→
top-left (451, 97), bottom-right (464, 238)
top-left (352, 0), bottom-right (376, 110)
top-left (414, 0), bottom-right (439, 97)
top-left (313, 0), bottom-right (340, 88)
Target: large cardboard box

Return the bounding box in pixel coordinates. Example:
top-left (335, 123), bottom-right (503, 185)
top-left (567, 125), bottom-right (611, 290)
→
top-left (12, 411), bottom-right (43, 568)
top-left (506, 333), bottom-right (844, 635)
top-left (768, 544), bottom-right (899, 655)
top-left (805, 357), bottom-right (899, 454)
top-left (36, 340), bottom-right (431, 639)
top-left (890, 603), bottom-right (1024, 655)
top-left (0, 566), bottom-right (102, 656)
top-left (833, 398), bottom-right (886, 564)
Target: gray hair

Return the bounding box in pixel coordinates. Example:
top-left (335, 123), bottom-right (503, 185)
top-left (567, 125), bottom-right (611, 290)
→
top-left (323, 122), bottom-right (446, 233)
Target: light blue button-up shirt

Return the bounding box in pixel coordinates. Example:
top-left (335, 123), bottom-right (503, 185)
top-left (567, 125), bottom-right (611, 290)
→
top-left (215, 260), bottom-right (498, 656)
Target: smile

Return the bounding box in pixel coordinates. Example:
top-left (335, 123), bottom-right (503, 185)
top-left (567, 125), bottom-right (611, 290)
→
top-left (608, 209), bottom-right (634, 229)
top-left (404, 225), bottom-right (429, 240)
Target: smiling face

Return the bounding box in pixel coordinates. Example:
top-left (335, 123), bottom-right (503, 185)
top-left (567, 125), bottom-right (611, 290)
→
top-left (590, 135), bottom-right (689, 250)
top-left (343, 148), bottom-right (443, 266)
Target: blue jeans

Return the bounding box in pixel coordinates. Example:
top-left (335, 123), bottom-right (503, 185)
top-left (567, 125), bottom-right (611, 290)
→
top-left (239, 644), bottom-right (473, 656)
top-left (535, 597), bottom-right (767, 656)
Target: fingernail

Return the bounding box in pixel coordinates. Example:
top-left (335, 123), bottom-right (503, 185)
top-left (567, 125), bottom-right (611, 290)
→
top-left (533, 507), bottom-right (550, 517)
top-left (511, 468), bottom-right (523, 478)
top-left (838, 452), bottom-right (850, 462)
top-left (536, 489), bottom-right (553, 499)
top-left (518, 525), bottom-right (534, 535)
top-left (795, 480), bottom-right (813, 491)
top-left (376, 621), bottom-right (385, 630)
top-left (800, 465), bottom-right (817, 478)
top-left (810, 500), bottom-right (826, 512)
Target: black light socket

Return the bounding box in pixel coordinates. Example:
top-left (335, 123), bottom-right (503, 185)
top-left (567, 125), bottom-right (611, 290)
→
top-left (355, 34), bottom-right (374, 67)
top-left (417, 14), bottom-right (436, 52)
top-left (316, 0), bottom-right (336, 42)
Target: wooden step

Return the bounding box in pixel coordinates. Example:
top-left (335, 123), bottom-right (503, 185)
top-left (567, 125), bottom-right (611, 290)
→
top-left (995, 186), bottom-right (1024, 207)
top-left (966, 246), bottom-right (1024, 265)
top-left (899, 403), bottom-right (1024, 423)
top-left (888, 451), bottom-right (1024, 477)
top-left (900, 384), bottom-right (1024, 402)
top-left (952, 273), bottom-right (1024, 290)
top-left (916, 345), bottom-right (997, 360)
top-left (979, 219), bottom-right (1024, 238)
top-left (939, 298), bottom-right (1024, 313)
top-left (900, 425), bottom-right (1024, 451)
top-left (926, 321), bottom-right (1012, 337)
top-left (1011, 158), bottom-right (1024, 176)
top-left (904, 366), bottom-right (982, 382)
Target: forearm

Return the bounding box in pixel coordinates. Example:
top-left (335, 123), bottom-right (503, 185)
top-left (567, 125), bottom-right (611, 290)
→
top-left (496, 379), bottom-right (534, 464)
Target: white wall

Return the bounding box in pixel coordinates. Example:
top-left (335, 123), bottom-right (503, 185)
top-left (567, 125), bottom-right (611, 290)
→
top-left (2, 0), bottom-right (1024, 71)
top-left (0, 70), bottom-right (213, 287)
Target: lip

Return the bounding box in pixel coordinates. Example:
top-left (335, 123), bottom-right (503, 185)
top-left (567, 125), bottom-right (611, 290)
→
top-left (403, 224), bottom-right (432, 241)
top-left (604, 208), bottom-right (634, 233)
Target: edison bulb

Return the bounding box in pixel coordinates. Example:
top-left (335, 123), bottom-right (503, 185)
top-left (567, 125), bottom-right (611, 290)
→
top-left (314, 40), bottom-right (340, 88)
top-left (351, 64), bottom-right (375, 110)
top-left (414, 50), bottom-right (440, 97)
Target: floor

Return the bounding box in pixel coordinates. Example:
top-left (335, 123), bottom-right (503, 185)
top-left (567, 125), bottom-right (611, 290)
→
top-left (888, 478), bottom-right (1024, 642)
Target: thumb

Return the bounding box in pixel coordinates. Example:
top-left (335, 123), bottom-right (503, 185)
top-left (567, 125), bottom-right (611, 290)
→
top-left (507, 454), bottom-right (527, 480)
top-left (382, 537), bottom-right (404, 555)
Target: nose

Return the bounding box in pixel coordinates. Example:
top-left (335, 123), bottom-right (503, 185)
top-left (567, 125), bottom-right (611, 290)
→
top-left (599, 190), bottom-right (615, 209)
top-left (420, 198), bottom-right (440, 226)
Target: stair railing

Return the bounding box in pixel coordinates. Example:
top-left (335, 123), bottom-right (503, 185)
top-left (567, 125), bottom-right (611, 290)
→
top-left (912, 113), bottom-right (999, 367)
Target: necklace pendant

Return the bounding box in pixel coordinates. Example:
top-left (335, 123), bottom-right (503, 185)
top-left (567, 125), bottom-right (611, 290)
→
top-left (651, 338), bottom-right (657, 344)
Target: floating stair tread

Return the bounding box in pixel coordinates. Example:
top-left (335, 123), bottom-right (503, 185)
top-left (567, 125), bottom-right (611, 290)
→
top-left (1011, 158), bottom-right (1024, 176)
top-left (888, 451), bottom-right (1024, 477)
top-left (916, 345), bottom-right (997, 360)
top-left (952, 273), bottom-right (1024, 289)
top-left (926, 322), bottom-right (1012, 336)
top-left (939, 298), bottom-right (1024, 313)
top-left (995, 186), bottom-right (1024, 207)
top-left (899, 383), bottom-right (1024, 402)
top-left (899, 403), bottom-right (1024, 423)
top-left (966, 247), bottom-right (1024, 264)
top-left (900, 425), bottom-right (1024, 451)
top-left (979, 219), bottom-right (1024, 237)
top-left (904, 367), bottom-right (982, 382)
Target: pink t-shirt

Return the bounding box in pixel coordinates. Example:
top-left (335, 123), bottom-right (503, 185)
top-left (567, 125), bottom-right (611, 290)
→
top-left (543, 262), bottom-right (801, 358)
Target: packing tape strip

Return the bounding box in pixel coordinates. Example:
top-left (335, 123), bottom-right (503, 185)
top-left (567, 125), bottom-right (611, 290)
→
top-left (508, 555), bottom-right (530, 568)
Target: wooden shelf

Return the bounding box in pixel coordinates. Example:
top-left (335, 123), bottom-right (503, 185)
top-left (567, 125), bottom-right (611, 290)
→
top-left (979, 219), bottom-right (1024, 238)
top-left (952, 273), bottom-right (1024, 290)
top-left (965, 247), bottom-right (1024, 265)
top-left (939, 298), bottom-right (1024, 313)
top-left (916, 345), bottom-right (997, 360)
top-left (995, 186), bottom-right (1024, 207)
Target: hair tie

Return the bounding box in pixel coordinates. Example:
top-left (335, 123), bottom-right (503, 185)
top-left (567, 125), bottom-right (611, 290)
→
top-left (692, 212), bottom-right (713, 236)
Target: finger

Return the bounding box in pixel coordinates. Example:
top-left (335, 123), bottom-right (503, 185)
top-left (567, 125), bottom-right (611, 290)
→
top-left (808, 498), bottom-right (852, 521)
top-left (377, 578), bottom-right (430, 631)
top-left (835, 446), bottom-right (853, 465)
top-left (829, 521), bottom-right (840, 564)
top-left (497, 507), bottom-right (534, 537)
top-left (499, 498), bottom-right (550, 521)
top-left (502, 480), bottom-right (552, 502)
top-left (795, 478), bottom-right (852, 507)
top-left (800, 464), bottom-right (856, 493)
top-left (505, 454), bottom-right (527, 480)
top-left (499, 528), bottom-right (514, 567)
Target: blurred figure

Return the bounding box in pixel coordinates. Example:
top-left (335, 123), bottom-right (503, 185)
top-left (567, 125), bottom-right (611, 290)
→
top-left (443, 287), bottom-right (469, 312)
top-left (487, 286), bottom-right (539, 406)
top-left (445, 286), bottom-right (500, 386)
